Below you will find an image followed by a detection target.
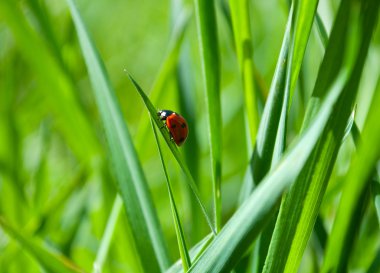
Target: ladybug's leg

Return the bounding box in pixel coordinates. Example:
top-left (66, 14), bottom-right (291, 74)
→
top-left (159, 120), bottom-right (167, 130)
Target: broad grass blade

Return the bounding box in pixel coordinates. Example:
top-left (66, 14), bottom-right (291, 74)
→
top-left (66, 0), bottom-right (171, 271)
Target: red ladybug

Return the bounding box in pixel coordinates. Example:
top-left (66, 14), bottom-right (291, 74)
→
top-left (157, 110), bottom-right (188, 146)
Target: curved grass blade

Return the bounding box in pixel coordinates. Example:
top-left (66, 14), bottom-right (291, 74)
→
top-left (322, 76), bottom-right (380, 273)
top-left (263, 0), bottom-right (380, 271)
top-left (194, 0), bottom-right (222, 232)
top-left (187, 75), bottom-right (345, 273)
top-left (248, 8), bottom-right (291, 189)
top-left (0, 217), bottom-right (86, 273)
top-left (236, 13), bottom-right (293, 269)
top-left (286, 0), bottom-right (319, 102)
top-left (128, 73), bottom-right (216, 235)
top-left (151, 118), bottom-right (191, 271)
top-left (66, 1), bottom-right (171, 271)
top-left (229, 0), bottom-right (259, 147)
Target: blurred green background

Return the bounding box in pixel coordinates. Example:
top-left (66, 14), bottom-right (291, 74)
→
top-left (0, 0), bottom-right (379, 272)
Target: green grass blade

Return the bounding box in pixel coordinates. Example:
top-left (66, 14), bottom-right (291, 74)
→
top-left (252, 7), bottom-right (294, 271)
top-left (0, 217), bottom-right (86, 273)
top-left (263, 0), bottom-right (380, 272)
top-left (187, 76), bottom-right (345, 272)
top-left (374, 179), bottom-right (380, 227)
top-left (134, 9), bottom-right (191, 151)
top-left (66, 1), bottom-right (171, 271)
top-left (315, 12), bottom-right (328, 48)
top-left (286, 0), bottom-right (319, 101)
top-left (322, 77), bottom-right (380, 273)
top-left (93, 194), bottom-right (123, 273)
top-left (166, 234), bottom-right (214, 273)
top-left (128, 73), bottom-right (216, 235)
top-left (151, 118), bottom-right (191, 271)
top-left (367, 249), bottom-right (380, 273)
top-left (249, 9), bottom-right (291, 187)
top-left (229, 0), bottom-right (259, 146)
top-left (194, 0), bottom-right (222, 232)
top-left (175, 24), bottom-right (203, 245)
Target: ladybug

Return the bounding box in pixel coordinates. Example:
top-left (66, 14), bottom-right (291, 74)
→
top-left (157, 110), bottom-right (188, 146)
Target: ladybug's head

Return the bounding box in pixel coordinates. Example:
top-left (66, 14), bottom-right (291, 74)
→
top-left (157, 109), bottom-right (174, 121)
top-left (157, 110), bottom-right (165, 120)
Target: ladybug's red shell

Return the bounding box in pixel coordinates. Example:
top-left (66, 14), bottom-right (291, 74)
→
top-left (158, 110), bottom-right (188, 146)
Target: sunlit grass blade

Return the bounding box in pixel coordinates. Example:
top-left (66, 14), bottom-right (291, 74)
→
top-left (187, 76), bottom-right (345, 272)
top-left (92, 194), bottom-right (122, 273)
top-left (151, 118), bottom-right (191, 271)
top-left (286, 0), bottom-right (319, 101)
top-left (249, 7), bottom-right (293, 271)
top-left (194, 0), bottom-right (222, 232)
top-left (263, 0), bottom-right (380, 272)
top-left (66, 0), bottom-right (171, 271)
top-left (128, 73), bottom-right (216, 235)
top-left (0, 217), bottom-right (86, 273)
top-left (322, 77), bottom-right (380, 273)
top-left (247, 7), bottom-right (291, 189)
top-left (229, 0), bottom-right (259, 147)
top-left (236, 14), bottom-right (292, 268)
top-left (262, 0), bottom-right (352, 270)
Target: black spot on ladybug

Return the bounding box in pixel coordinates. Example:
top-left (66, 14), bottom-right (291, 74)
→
top-left (179, 137), bottom-right (185, 142)
top-left (181, 123), bottom-right (186, 128)
top-left (171, 124), bottom-right (177, 128)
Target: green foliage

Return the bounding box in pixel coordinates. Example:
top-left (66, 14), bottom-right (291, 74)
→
top-left (0, 0), bottom-right (379, 272)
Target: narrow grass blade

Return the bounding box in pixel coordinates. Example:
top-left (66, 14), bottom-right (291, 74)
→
top-left (166, 234), bottom-right (214, 273)
top-left (151, 118), bottom-right (191, 271)
top-left (187, 76), bottom-right (345, 273)
top-left (229, 0), bottom-right (259, 146)
top-left (263, 0), bottom-right (380, 272)
top-left (249, 8), bottom-right (291, 188)
top-left (286, 0), bottom-right (319, 101)
top-left (134, 9), bottom-right (191, 151)
top-left (175, 24), bottom-right (203, 244)
top-left (322, 77), bottom-right (380, 273)
top-left (128, 73), bottom-right (216, 235)
top-left (93, 194), bottom-right (123, 273)
top-left (315, 12), bottom-right (328, 48)
top-left (374, 178), bottom-right (380, 227)
top-left (194, 0), bottom-right (222, 232)
top-left (0, 217), bottom-right (86, 273)
top-left (66, 1), bottom-right (171, 271)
